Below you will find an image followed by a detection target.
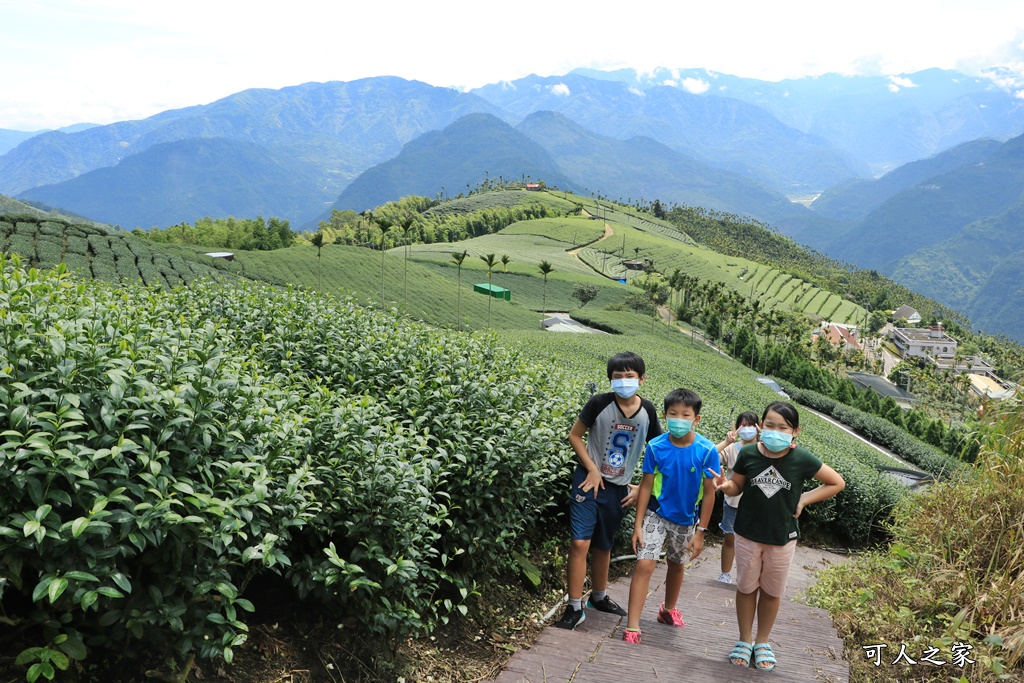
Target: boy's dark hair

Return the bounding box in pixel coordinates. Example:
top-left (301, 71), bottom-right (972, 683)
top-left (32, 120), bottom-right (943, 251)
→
top-left (735, 411), bottom-right (759, 428)
top-left (763, 401), bottom-right (800, 429)
top-left (664, 388), bottom-right (702, 414)
top-left (606, 351), bottom-right (645, 380)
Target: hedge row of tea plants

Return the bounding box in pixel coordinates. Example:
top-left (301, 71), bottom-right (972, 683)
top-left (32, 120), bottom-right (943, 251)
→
top-left (0, 254), bottom-right (578, 679)
top-left (0, 216), bottom-right (228, 290)
top-left (782, 384), bottom-right (967, 478)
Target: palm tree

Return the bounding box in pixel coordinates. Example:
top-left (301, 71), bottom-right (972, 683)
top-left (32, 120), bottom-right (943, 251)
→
top-left (364, 212), bottom-right (393, 308)
top-left (730, 300), bottom-right (744, 356)
top-left (310, 231), bottom-right (326, 291)
top-left (480, 253), bottom-right (498, 328)
top-left (451, 250), bottom-right (468, 331)
top-left (538, 260), bottom-right (554, 327)
top-left (400, 217), bottom-right (415, 307)
top-left (500, 254), bottom-right (512, 291)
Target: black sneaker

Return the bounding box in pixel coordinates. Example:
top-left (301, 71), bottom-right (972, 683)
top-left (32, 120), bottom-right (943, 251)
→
top-left (554, 604), bottom-right (586, 629)
top-left (587, 594), bottom-right (627, 616)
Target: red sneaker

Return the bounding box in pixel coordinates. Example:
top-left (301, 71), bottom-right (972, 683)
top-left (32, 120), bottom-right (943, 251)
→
top-left (656, 602), bottom-right (685, 627)
top-left (622, 629), bottom-right (642, 644)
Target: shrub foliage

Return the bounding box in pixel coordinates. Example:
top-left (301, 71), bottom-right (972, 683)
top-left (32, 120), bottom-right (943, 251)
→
top-left (782, 385), bottom-right (967, 479)
top-left (0, 254), bottom-right (577, 678)
top-left (808, 399), bottom-right (1023, 682)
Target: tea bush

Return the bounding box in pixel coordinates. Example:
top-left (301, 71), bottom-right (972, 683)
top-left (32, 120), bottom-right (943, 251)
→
top-left (0, 256), bottom-right (308, 678)
top-left (783, 385), bottom-right (967, 479)
top-left (0, 255), bottom-right (578, 678)
top-left (170, 279), bottom-right (579, 556)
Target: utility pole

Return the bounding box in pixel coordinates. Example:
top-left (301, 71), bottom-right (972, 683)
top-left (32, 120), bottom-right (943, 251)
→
top-left (898, 370), bottom-right (911, 394)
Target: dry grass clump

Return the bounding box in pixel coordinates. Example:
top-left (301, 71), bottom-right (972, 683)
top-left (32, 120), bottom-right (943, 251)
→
top-left (809, 399), bottom-right (1024, 682)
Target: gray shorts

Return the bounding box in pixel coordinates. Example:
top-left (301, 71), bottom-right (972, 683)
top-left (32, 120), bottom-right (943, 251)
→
top-left (636, 509), bottom-right (695, 564)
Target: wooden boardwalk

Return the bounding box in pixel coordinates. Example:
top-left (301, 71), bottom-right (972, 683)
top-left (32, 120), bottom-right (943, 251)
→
top-left (489, 546), bottom-right (849, 683)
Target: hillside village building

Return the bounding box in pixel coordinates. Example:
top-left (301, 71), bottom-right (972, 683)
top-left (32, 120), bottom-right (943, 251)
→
top-left (931, 354), bottom-right (996, 376)
top-left (890, 324), bottom-right (957, 360)
top-left (814, 322), bottom-right (860, 350)
top-left (968, 374), bottom-right (1015, 400)
top-left (892, 304), bottom-right (922, 325)
top-left (888, 325), bottom-right (1016, 400)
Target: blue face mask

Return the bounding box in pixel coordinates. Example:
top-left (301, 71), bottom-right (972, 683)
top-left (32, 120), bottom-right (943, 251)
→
top-left (737, 426), bottom-right (758, 442)
top-left (610, 377), bottom-right (639, 399)
top-left (761, 430), bottom-right (794, 453)
top-left (666, 418), bottom-right (693, 438)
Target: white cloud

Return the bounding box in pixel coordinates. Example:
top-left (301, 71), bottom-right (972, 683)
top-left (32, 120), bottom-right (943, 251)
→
top-left (983, 62), bottom-right (1024, 91)
top-left (681, 77), bottom-right (711, 94)
top-left (500, 80), bottom-right (516, 90)
top-left (662, 79), bottom-right (678, 87)
top-left (890, 76), bottom-right (918, 88)
top-left (628, 86), bottom-right (645, 97)
top-left (550, 83), bottom-right (570, 96)
top-left (888, 83), bottom-right (901, 93)
top-left (7, 0), bottom-right (1024, 128)
top-left (1016, 90), bottom-right (1024, 99)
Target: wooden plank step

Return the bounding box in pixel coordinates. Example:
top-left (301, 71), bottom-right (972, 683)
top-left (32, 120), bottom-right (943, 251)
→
top-left (488, 545), bottom-right (849, 683)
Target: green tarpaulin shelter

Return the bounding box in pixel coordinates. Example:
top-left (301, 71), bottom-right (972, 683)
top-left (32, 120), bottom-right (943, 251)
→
top-left (473, 283), bottom-right (510, 301)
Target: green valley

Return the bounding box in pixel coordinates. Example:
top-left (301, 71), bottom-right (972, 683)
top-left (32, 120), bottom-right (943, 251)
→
top-left (0, 187), bottom-right (1018, 683)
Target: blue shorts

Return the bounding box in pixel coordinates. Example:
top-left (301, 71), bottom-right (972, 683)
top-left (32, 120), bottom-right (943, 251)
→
top-left (720, 501), bottom-right (738, 535)
top-left (568, 465), bottom-right (630, 551)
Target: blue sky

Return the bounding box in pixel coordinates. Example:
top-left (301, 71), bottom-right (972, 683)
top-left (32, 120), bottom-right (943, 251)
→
top-left (2, 0), bottom-right (1024, 130)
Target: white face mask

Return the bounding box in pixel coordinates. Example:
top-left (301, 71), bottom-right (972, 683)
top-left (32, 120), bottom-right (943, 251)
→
top-left (737, 426), bottom-right (758, 442)
top-left (610, 377), bottom-right (639, 398)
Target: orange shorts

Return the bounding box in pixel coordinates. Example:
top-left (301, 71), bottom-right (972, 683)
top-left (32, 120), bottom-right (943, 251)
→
top-left (734, 534), bottom-right (797, 598)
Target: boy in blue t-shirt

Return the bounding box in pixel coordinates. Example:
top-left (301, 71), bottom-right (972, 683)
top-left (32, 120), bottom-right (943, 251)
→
top-left (621, 388), bottom-right (720, 643)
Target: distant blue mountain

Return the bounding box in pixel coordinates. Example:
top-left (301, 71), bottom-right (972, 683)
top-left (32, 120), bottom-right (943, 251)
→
top-left (568, 67), bottom-right (1024, 175)
top-left (0, 123), bottom-right (98, 156)
top-left (19, 137), bottom-right (332, 229)
top-left (0, 129), bottom-right (38, 156)
top-left (515, 111), bottom-right (814, 223)
top-left (0, 77), bottom-right (503, 197)
top-left (328, 113), bottom-right (573, 214)
top-left (472, 73), bottom-right (867, 194)
top-left (811, 138), bottom-right (1004, 223)
top-left (815, 132), bottom-right (1024, 340)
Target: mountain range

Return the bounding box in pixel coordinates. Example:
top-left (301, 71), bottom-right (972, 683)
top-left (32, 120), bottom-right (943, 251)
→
top-left (471, 73), bottom-right (869, 192)
top-left (19, 138), bottom-right (333, 229)
top-left (569, 66), bottom-right (1024, 174)
top-left (0, 77), bottom-right (500, 198)
top-left (3, 67), bottom-right (1024, 338)
top-left (805, 133), bottom-right (1024, 340)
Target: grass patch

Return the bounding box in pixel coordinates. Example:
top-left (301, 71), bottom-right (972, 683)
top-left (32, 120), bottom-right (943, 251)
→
top-left (808, 400), bottom-right (1024, 682)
